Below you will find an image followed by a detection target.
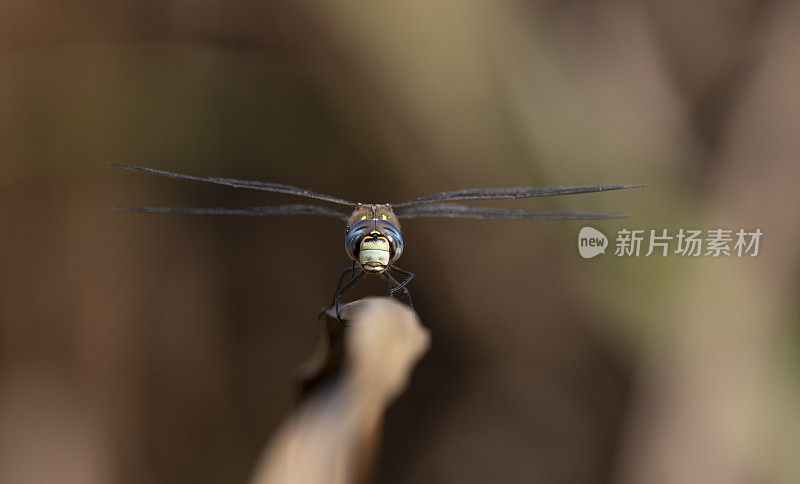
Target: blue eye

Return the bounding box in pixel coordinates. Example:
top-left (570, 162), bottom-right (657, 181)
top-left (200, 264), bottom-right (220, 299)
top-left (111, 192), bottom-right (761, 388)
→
top-left (345, 220), bottom-right (372, 260)
top-left (376, 220), bottom-right (404, 262)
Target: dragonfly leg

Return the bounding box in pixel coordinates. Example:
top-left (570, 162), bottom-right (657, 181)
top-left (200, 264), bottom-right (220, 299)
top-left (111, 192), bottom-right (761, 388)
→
top-left (319, 264), bottom-right (360, 324)
top-left (333, 263), bottom-right (357, 294)
top-left (384, 269), bottom-right (414, 311)
top-left (379, 273), bottom-right (396, 300)
top-left (389, 265), bottom-right (415, 292)
top-left (332, 270), bottom-right (364, 326)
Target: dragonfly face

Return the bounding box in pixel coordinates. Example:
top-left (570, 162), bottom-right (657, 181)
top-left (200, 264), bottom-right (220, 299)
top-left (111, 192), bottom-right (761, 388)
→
top-left (345, 204), bottom-right (404, 273)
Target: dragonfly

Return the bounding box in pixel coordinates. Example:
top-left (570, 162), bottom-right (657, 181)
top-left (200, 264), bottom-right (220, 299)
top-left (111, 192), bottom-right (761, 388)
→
top-left (111, 163), bottom-right (644, 324)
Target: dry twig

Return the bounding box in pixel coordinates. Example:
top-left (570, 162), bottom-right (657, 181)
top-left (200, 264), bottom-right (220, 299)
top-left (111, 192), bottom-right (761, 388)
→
top-left (249, 298), bottom-right (429, 484)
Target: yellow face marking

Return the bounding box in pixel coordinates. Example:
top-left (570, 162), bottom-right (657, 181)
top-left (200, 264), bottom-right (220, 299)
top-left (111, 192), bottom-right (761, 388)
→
top-left (360, 215), bottom-right (367, 221)
top-left (381, 214), bottom-right (388, 220)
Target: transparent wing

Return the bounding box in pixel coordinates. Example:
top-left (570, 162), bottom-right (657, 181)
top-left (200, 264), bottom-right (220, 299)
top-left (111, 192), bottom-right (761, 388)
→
top-left (396, 203), bottom-right (629, 220)
top-left (392, 184), bottom-right (646, 207)
top-left (113, 204), bottom-right (349, 219)
top-left (110, 163), bottom-right (357, 207)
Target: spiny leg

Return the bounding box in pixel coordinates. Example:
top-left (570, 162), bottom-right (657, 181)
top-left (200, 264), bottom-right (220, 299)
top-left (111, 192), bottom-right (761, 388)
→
top-left (383, 271), bottom-right (413, 309)
top-left (390, 266), bottom-right (415, 310)
top-left (379, 273), bottom-right (397, 300)
top-left (389, 265), bottom-right (415, 293)
top-left (319, 264), bottom-right (358, 319)
top-left (332, 270), bottom-right (364, 326)
top-left (383, 270), bottom-right (414, 311)
top-left (333, 262), bottom-right (357, 294)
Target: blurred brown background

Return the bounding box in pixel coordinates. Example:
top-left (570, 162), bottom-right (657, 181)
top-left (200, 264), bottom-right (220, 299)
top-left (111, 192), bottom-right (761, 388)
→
top-left (1, 1), bottom-right (799, 483)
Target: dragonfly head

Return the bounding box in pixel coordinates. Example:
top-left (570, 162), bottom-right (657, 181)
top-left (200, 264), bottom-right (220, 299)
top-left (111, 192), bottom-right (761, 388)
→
top-left (345, 216), bottom-right (404, 273)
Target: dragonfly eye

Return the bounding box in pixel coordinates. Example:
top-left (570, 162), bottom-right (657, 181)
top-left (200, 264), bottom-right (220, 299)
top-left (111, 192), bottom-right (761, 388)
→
top-left (345, 219), bottom-right (372, 261)
top-left (376, 220), bottom-right (403, 262)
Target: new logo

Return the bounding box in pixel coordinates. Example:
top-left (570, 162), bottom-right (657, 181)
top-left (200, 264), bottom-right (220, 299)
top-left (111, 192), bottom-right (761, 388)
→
top-left (578, 227), bottom-right (608, 259)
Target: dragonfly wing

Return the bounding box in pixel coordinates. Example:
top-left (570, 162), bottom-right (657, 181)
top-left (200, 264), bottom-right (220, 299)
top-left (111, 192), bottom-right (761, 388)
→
top-left (110, 163), bottom-right (357, 206)
top-left (114, 204), bottom-right (349, 219)
top-left (396, 203), bottom-right (629, 220)
top-left (392, 184), bottom-right (646, 207)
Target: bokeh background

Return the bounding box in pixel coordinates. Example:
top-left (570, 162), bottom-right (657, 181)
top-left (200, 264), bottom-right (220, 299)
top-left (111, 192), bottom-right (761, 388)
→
top-left (1, 1), bottom-right (799, 483)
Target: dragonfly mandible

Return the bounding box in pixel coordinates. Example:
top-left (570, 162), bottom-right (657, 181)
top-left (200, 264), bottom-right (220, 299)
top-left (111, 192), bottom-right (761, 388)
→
top-left (111, 163), bottom-right (644, 324)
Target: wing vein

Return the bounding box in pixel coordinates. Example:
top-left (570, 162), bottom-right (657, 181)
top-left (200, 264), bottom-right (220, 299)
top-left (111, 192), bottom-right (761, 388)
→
top-left (396, 203), bottom-right (629, 220)
top-left (392, 184), bottom-right (646, 207)
top-left (113, 204), bottom-right (348, 219)
top-left (110, 163), bottom-right (357, 206)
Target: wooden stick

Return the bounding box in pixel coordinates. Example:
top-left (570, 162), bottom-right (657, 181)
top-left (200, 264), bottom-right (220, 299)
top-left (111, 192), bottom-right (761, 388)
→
top-left (249, 298), bottom-right (429, 484)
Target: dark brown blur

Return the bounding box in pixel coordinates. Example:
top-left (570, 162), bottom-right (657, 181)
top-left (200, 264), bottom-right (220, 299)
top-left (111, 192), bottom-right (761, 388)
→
top-left (1, 1), bottom-right (799, 483)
